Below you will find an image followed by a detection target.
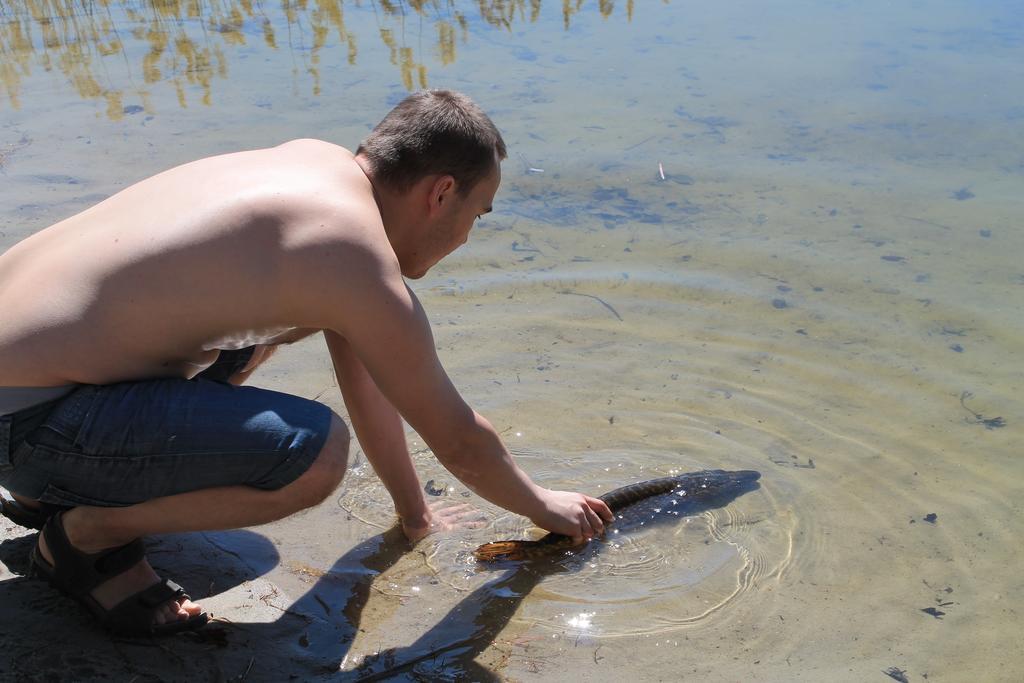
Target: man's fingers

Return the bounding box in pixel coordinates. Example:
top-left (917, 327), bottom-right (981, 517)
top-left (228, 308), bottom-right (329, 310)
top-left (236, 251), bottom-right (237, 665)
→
top-left (435, 505), bottom-right (469, 518)
top-left (419, 501), bottom-right (488, 533)
top-left (428, 501), bottom-right (472, 513)
top-left (449, 506), bottom-right (484, 519)
top-left (586, 496), bottom-right (614, 522)
top-left (429, 502), bottom-right (484, 522)
top-left (584, 506), bottom-right (605, 537)
top-left (443, 509), bottom-right (485, 524)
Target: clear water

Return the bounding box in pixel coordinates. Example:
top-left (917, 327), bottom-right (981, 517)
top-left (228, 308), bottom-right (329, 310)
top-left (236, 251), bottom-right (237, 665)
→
top-left (2, 1), bottom-right (1022, 680)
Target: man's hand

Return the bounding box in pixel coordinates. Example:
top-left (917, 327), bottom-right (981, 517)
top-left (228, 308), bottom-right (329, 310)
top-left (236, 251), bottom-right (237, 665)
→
top-left (227, 344), bottom-right (278, 385)
top-left (401, 500), bottom-right (487, 543)
top-left (530, 490), bottom-right (614, 545)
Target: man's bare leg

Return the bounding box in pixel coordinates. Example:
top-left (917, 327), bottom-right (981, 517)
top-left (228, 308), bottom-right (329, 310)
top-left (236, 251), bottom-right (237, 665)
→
top-left (34, 413), bottom-right (349, 626)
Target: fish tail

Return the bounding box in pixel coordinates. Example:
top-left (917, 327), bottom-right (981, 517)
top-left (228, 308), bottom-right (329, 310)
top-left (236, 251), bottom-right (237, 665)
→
top-left (473, 540), bottom-right (545, 562)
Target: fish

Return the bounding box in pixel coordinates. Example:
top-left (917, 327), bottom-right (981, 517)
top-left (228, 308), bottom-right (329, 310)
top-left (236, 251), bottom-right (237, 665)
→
top-left (473, 469), bottom-right (761, 562)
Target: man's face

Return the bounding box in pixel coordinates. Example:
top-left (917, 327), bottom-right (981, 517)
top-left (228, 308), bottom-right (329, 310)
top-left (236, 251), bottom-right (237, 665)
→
top-left (410, 163), bottom-right (500, 278)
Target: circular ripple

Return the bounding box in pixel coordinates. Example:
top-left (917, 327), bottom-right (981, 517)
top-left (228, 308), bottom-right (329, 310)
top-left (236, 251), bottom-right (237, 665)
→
top-left (405, 450), bottom-right (794, 638)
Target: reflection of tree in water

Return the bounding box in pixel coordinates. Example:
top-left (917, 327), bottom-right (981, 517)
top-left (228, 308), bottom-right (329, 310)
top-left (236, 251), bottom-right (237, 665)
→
top-left (0, 0), bottom-right (645, 119)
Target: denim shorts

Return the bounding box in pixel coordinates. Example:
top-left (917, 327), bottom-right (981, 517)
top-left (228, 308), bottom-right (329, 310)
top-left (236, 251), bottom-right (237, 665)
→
top-left (0, 378), bottom-right (332, 508)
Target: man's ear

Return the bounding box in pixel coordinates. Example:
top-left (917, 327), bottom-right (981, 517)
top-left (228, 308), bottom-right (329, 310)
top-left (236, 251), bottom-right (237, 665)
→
top-left (429, 175), bottom-right (457, 213)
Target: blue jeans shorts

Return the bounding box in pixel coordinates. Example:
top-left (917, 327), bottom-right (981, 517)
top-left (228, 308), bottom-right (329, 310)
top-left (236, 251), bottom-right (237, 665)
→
top-left (0, 377), bottom-right (332, 508)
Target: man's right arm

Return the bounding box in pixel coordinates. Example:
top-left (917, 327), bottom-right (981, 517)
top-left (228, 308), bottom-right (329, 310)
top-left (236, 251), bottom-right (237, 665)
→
top-left (312, 243), bottom-right (611, 541)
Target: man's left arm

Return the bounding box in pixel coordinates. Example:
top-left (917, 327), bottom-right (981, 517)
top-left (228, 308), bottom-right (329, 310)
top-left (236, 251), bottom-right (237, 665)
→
top-left (225, 329), bottom-right (321, 385)
top-left (324, 330), bottom-right (432, 539)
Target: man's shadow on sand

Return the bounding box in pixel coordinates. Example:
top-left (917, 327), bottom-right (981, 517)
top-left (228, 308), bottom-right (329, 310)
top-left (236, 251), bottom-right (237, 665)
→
top-left (331, 539), bottom-right (563, 682)
top-left (180, 520), bottom-right (542, 681)
top-left (289, 473), bottom-right (761, 681)
top-left (0, 516), bottom-right (417, 678)
top-left (0, 519), bottom-right (422, 680)
top-left (0, 474), bottom-right (759, 682)
top-left (0, 527), bottom-right (284, 681)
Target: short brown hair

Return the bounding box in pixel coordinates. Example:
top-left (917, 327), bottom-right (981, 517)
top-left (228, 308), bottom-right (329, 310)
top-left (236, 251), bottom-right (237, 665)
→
top-left (357, 90), bottom-right (507, 197)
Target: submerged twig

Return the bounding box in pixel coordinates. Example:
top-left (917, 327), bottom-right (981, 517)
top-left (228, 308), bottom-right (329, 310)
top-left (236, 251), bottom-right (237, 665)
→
top-left (516, 152), bottom-right (544, 174)
top-left (896, 214), bottom-right (955, 231)
top-left (310, 383), bottom-right (334, 402)
top-left (625, 135), bottom-right (655, 151)
top-left (354, 634), bottom-right (481, 682)
top-left (313, 592), bottom-right (331, 616)
top-left (559, 290), bottom-right (622, 321)
top-left (238, 657), bottom-right (255, 681)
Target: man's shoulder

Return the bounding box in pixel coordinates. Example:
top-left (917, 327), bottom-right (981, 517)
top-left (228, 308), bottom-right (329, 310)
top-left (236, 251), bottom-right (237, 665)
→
top-left (279, 214), bottom-right (406, 332)
top-left (274, 138), bottom-right (352, 159)
top-left (256, 140), bottom-right (397, 292)
top-left (278, 191), bottom-right (398, 288)
top-left (257, 139), bottom-right (359, 191)
top-left (259, 141), bottom-right (376, 228)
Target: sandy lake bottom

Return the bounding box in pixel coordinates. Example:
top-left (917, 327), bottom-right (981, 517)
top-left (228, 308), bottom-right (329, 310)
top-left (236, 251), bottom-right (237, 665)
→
top-left (2, 1), bottom-right (1022, 680)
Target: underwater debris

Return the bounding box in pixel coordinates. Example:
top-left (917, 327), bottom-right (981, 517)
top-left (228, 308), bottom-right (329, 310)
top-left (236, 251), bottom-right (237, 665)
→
top-left (424, 479), bottom-right (449, 496)
top-left (959, 391), bottom-right (1006, 429)
top-left (883, 667), bottom-right (910, 683)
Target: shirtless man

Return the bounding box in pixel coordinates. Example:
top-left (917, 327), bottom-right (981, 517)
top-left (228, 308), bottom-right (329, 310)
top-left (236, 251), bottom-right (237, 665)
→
top-left (0, 90), bottom-right (613, 636)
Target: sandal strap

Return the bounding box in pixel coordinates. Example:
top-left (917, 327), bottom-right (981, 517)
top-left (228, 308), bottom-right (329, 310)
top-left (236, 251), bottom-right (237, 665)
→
top-left (1, 497), bottom-right (46, 529)
top-left (135, 579), bottom-right (188, 608)
top-left (102, 578), bottom-right (191, 634)
top-left (92, 540), bottom-right (146, 577)
top-left (41, 513), bottom-right (145, 595)
top-left (0, 498), bottom-right (67, 530)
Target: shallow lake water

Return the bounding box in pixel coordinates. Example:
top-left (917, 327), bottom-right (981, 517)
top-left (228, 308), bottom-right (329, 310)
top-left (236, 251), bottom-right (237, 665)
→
top-left (2, 1), bottom-right (1022, 681)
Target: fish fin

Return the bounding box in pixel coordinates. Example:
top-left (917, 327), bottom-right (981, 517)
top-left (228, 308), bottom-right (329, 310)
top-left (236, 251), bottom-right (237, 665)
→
top-left (473, 540), bottom-right (540, 562)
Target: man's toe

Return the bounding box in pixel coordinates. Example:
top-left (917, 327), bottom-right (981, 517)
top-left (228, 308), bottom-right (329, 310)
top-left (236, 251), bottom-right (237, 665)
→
top-left (180, 598), bottom-right (203, 617)
top-left (152, 603), bottom-right (170, 625)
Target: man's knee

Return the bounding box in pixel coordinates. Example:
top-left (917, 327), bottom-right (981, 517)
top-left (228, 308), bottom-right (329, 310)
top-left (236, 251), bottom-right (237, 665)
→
top-left (295, 413), bottom-right (350, 506)
top-left (319, 413), bottom-right (350, 484)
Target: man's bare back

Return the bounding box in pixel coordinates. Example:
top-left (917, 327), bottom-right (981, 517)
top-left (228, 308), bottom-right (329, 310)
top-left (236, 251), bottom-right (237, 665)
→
top-left (0, 139), bottom-right (380, 387)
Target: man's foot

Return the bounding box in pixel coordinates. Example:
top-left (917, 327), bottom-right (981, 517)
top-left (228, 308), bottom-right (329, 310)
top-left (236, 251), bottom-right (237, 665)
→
top-left (34, 509), bottom-right (205, 632)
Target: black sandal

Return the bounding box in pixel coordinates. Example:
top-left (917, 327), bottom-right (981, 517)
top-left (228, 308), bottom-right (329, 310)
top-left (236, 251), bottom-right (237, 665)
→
top-left (0, 495), bottom-right (67, 530)
top-left (30, 512), bottom-right (209, 636)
